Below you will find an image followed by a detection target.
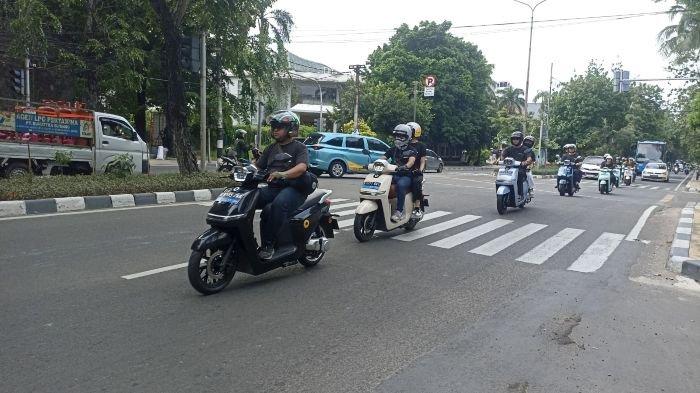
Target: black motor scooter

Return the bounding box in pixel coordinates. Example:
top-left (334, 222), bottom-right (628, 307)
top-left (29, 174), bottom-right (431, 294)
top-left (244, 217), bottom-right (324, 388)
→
top-left (188, 154), bottom-right (338, 295)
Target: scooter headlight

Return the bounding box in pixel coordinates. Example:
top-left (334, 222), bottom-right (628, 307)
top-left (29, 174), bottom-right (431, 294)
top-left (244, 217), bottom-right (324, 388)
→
top-left (233, 166), bottom-right (251, 182)
top-left (372, 162), bottom-right (385, 174)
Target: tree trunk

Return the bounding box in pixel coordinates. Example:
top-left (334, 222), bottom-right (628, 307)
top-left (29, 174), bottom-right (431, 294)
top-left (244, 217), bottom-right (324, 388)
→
top-left (135, 88), bottom-right (147, 141)
top-left (150, 0), bottom-right (198, 174)
top-left (84, 0), bottom-right (100, 109)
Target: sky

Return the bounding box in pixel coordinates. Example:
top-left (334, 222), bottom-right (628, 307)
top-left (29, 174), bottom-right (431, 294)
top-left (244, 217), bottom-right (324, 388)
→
top-left (275, 0), bottom-right (684, 102)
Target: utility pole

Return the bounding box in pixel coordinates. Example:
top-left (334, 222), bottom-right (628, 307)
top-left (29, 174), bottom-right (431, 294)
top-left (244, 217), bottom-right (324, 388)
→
top-left (513, 0), bottom-right (549, 135)
top-left (217, 80), bottom-right (224, 159)
top-left (412, 81), bottom-right (419, 122)
top-left (199, 32), bottom-right (207, 171)
top-left (24, 56), bottom-right (30, 105)
top-left (349, 64), bottom-right (366, 132)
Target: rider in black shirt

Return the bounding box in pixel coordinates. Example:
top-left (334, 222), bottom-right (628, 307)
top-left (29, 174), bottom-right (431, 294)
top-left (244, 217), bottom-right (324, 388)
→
top-left (501, 131), bottom-right (531, 196)
top-left (407, 122), bottom-right (427, 219)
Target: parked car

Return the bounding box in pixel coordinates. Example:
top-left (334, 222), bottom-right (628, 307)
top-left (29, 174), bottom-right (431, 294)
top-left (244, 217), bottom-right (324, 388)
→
top-left (425, 149), bottom-right (444, 172)
top-left (581, 156), bottom-right (603, 179)
top-left (641, 162), bottom-right (669, 182)
top-left (303, 132), bottom-right (390, 178)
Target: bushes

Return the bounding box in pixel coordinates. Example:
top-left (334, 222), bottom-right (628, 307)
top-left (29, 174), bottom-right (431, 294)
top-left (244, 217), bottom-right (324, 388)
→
top-left (0, 173), bottom-right (232, 201)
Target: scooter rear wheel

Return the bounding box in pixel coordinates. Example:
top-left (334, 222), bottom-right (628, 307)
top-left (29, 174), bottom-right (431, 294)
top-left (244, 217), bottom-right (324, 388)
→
top-left (353, 212), bottom-right (377, 242)
top-left (298, 226), bottom-right (327, 267)
top-left (188, 248), bottom-right (236, 295)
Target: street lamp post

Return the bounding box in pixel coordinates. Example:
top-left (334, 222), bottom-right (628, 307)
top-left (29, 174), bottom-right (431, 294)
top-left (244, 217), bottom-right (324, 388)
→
top-left (513, 0), bottom-right (548, 135)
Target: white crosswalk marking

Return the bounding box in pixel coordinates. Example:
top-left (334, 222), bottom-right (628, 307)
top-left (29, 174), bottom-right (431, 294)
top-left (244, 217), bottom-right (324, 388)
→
top-left (567, 232), bottom-right (625, 273)
top-left (336, 210), bottom-right (451, 229)
top-left (638, 185), bottom-right (649, 189)
top-left (650, 186), bottom-right (660, 190)
top-left (429, 219), bottom-right (512, 249)
top-left (393, 214), bottom-right (480, 242)
top-left (330, 202), bottom-right (360, 210)
top-left (469, 223), bottom-right (548, 256)
top-left (516, 228), bottom-right (585, 264)
top-left (329, 198), bottom-right (349, 203)
top-left (334, 209), bottom-right (359, 217)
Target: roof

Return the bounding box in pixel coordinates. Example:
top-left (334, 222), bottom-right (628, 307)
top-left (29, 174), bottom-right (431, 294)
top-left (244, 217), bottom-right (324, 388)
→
top-left (287, 52), bottom-right (340, 75)
top-left (290, 103), bottom-right (336, 114)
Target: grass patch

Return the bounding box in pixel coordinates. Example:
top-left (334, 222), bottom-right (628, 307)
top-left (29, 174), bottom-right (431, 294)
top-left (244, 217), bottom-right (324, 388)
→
top-left (532, 166), bottom-right (559, 176)
top-left (0, 173), bottom-right (233, 201)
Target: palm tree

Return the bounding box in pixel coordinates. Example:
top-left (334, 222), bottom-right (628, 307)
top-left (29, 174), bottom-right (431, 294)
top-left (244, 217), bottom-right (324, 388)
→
top-left (496, 86), bottom-right (526, 115)
top-left (657, 0), bottom-right (700, 61)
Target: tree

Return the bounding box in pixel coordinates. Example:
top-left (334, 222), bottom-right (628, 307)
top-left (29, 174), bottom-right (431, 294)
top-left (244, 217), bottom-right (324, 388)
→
top-left (366, 21), bottom-right (494, 154)
top-left (656, 0), bottom-right (700, 64)
top-left (496, 86), bottom-right (526, 115)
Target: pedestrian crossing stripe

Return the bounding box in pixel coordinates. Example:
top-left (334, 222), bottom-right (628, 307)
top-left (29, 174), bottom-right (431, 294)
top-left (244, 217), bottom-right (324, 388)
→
top-left (516, 228), bottom-right (585, 265)
top-left (469, 223), bottom-right (548, 256)
top-left (429, 219), bottom-right (512, 249)
top-left (567, 232), bottom-right (625, 273)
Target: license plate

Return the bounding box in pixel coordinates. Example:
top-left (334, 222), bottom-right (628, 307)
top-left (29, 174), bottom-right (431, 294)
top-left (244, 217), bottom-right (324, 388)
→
top-left (362, 181), bottom-right (380, 190)
top-left (216, 192), bottom-right (243, 205)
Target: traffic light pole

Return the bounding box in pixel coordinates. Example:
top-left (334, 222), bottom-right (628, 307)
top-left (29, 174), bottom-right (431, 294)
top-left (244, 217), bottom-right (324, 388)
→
top-left (199, 32), bottom-right (207, 171)
top-left (24, 57), bottom-right (30, 104)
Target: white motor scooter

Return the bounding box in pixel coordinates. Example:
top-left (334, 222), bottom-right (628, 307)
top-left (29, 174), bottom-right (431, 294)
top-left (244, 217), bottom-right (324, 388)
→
top-left (353, 159), bottom-right (428, 242)
top-left (495, 157), bottom-right (532, 215)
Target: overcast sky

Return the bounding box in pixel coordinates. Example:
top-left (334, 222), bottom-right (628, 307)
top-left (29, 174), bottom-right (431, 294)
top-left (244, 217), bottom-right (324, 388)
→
top-left (276, 0), bottom-right (683, 101)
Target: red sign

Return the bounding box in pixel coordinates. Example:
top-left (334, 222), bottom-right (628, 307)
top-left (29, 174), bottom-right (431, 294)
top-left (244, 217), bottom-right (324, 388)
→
top-left (424, 75), bottom-right (437, 87)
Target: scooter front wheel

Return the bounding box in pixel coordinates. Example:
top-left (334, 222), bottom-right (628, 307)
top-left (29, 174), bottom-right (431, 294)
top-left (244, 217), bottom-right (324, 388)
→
top-left (188, 248), bottom-right (236, 295)
top-left (496, 194), bottom-right (508, 215)
top-left (353, 212), bottom-right (376, 242)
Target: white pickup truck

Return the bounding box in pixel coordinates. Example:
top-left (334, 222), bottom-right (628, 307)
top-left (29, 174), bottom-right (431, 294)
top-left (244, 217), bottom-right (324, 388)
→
top-left (0, 109), bottom-right (149, 177)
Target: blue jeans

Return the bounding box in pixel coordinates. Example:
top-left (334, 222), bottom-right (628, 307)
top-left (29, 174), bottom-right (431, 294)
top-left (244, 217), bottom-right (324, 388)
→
top-left (392, 175), bottom-right (412, 212)
top-left (257, 186), bottom-right (306, 246)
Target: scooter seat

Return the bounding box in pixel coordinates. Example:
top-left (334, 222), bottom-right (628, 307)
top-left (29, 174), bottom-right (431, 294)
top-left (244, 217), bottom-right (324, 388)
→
top-left (293, 190), bottom-right (327, 215)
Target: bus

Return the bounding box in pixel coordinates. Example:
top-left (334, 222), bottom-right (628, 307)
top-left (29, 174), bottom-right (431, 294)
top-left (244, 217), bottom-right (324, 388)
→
top-left (635, 141), bottom-right (667, 175)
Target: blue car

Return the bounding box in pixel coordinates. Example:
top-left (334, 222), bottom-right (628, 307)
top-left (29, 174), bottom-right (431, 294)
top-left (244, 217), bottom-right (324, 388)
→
top-left (303, 132), bottom-right (391, 178)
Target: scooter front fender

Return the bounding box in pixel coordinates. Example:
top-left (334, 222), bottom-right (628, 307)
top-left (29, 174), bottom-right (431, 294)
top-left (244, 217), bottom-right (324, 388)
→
top-left (191, 227), bottom-right (233, 251)
top-left (497, 185), bottom-right (511, 195)
top-left (355, 199), bottom-right (379, 215)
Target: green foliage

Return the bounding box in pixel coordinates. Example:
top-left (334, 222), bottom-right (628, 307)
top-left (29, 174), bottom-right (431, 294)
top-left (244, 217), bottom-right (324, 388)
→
top-left (496, 87), bottom-right (526, 115)
top-left (53, 151), bottom-right (73, 167)
top-left (655, 0), bottom-right (700, 64)
top-left (362, 21), bottom-right (494, 149)
top-left (340, 119), bottom-right (377, 137)
top-left (0, 173), bottom-right (231, 201)
top-left (103, 153), bottom-right (135, 177)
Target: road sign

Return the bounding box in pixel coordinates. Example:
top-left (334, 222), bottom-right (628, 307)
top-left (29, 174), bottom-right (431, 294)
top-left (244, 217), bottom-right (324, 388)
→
top-left (424, 75), bottom-right (437, 87)
top-left (423, 86), bottom-right (435, 97)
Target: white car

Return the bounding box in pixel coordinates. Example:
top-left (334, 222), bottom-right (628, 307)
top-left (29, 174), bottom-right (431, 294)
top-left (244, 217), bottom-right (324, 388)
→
top-left (641, 162), bottom-right (669, 182)
top-left (581, 156), bottom-right (603, 179)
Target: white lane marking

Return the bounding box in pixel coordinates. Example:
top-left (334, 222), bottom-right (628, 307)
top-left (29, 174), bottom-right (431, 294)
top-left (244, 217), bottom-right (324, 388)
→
top-left (650, 186), bottom-right (660, 190)
top-left (625, 205), bottom-right (657, 241)
top-left (393, 214), bottom-right (481, 242)
top-left (329, 198), bottom-right (349, 203)
top-left (567, 232), bottom-right (625, 273)
top-left (677, 227), bottom-right (691, 235)
top-left (430, 219), bottom-right (511, 249)
top-left (122, 263), bottom-right (188, 280)
top-left (675, 171), bottom-right (693, 192)
top-left (516, 228), bottom-right (585, 265)
top-left (682, 208), bottom-right (694, 215)
top-left (330, 202), bottom-right (360, 210)
top-left (680, 217), bottom-right (693, 224)
top-left (638, 185), bottom-right (649, 189)
top-left (665, 188), bottom-right (671, 191)
top-left (469, 223), bottom-right (548, 256)
top-left (334, 209), bottom-right (359, 217)
top-left (673, 239), bottom-right (690, 248)
top-left (336, 210), bottom-right (451, 229)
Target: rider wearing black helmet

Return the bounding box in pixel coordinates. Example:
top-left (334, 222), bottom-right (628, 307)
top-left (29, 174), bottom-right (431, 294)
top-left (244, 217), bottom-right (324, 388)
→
top-left (501, 130), bottom-right (531, 197)
top-left (382, 124), bottom-right (418, 222)
top-left (561, 144), bottom-right (583, 190)
top-left (254, 110), bottom-right (310, 259)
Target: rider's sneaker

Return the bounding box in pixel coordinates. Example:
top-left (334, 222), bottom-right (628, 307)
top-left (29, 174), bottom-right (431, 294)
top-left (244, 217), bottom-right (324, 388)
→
top-left (391, 210), bottom-right (404, 222)
top-left (528, 188), bottom-right (534, 196)
top-left (258, 243), bottom-right (274, 260)
top-left (411, 208), bottom-right (423, 220)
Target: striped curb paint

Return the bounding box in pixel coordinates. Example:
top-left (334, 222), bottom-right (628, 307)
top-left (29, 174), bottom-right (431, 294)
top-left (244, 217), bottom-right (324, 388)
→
top-left (0, 187), bottom-right (229, 218)
top-left (667, 202), bottom-right (700, 281)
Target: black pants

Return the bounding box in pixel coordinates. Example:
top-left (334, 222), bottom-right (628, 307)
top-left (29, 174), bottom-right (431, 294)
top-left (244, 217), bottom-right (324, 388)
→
top-left (411, 173), bottom-right (423, 204)
top-left (517, 169), bottom-right (526, 196)
top-left (573, 169), bottom-right (582, 185)
top-left (256, 186), bottom-right (306, 246)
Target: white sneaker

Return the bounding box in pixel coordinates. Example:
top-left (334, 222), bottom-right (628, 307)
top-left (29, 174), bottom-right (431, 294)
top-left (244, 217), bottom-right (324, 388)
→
top-left (391, 210), bottom-right (404, 222)
top-left (411, 209), bottom-right (423, 219)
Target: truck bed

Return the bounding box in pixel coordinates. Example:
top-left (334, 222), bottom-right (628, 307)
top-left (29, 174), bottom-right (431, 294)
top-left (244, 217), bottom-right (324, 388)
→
top-left (0, 140), bottom-right (94, 162)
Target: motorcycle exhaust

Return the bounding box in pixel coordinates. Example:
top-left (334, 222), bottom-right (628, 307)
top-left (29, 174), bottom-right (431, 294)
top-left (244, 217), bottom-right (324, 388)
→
top-left (306, 237), bottom-right (330, 252)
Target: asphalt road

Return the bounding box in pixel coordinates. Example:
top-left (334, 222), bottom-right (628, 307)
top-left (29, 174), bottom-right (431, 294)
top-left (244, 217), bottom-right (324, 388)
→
top-left (1, 169), bottom-right (698, 392)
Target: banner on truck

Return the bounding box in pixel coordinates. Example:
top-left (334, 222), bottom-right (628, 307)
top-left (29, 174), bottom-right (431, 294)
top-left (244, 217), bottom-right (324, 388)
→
top-left (14, 112), bottom-right (94, 138)
top-left (0, 111), bottom-right (14, 132)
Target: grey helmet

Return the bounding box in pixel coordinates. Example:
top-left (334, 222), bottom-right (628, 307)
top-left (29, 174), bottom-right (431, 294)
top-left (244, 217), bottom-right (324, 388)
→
top-left (523, 135), bottom-right (535, 148)
top-left (392, 124), bottom-right (412, 150)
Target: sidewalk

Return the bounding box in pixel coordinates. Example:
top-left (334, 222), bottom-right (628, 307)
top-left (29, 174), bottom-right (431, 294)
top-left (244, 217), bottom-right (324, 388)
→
top-left (686, 178), bottom-right (700, 192)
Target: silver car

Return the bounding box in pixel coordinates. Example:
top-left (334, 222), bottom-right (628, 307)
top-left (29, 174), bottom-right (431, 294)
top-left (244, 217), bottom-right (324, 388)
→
top-left (425, 149), bottom-right (444, 173)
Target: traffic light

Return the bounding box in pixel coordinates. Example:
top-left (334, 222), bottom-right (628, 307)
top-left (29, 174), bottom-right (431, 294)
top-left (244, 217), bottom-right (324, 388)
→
top-left (9, 69), bottom-right (24, 95)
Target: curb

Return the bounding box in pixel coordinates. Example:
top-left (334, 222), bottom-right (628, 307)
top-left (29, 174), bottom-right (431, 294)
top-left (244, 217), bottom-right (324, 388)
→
top-left (0, 188), bottom-right (226, 218)
top-left (667, 201), bottom-right (700, 281)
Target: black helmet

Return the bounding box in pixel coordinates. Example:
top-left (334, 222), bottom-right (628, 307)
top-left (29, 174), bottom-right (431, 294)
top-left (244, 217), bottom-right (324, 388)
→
top-left (510, 131), bottom-right (523, 146)
top-left (523, 135), bottom-right (535, 148)
top-left (268, 110), bottom-right (300, 137)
